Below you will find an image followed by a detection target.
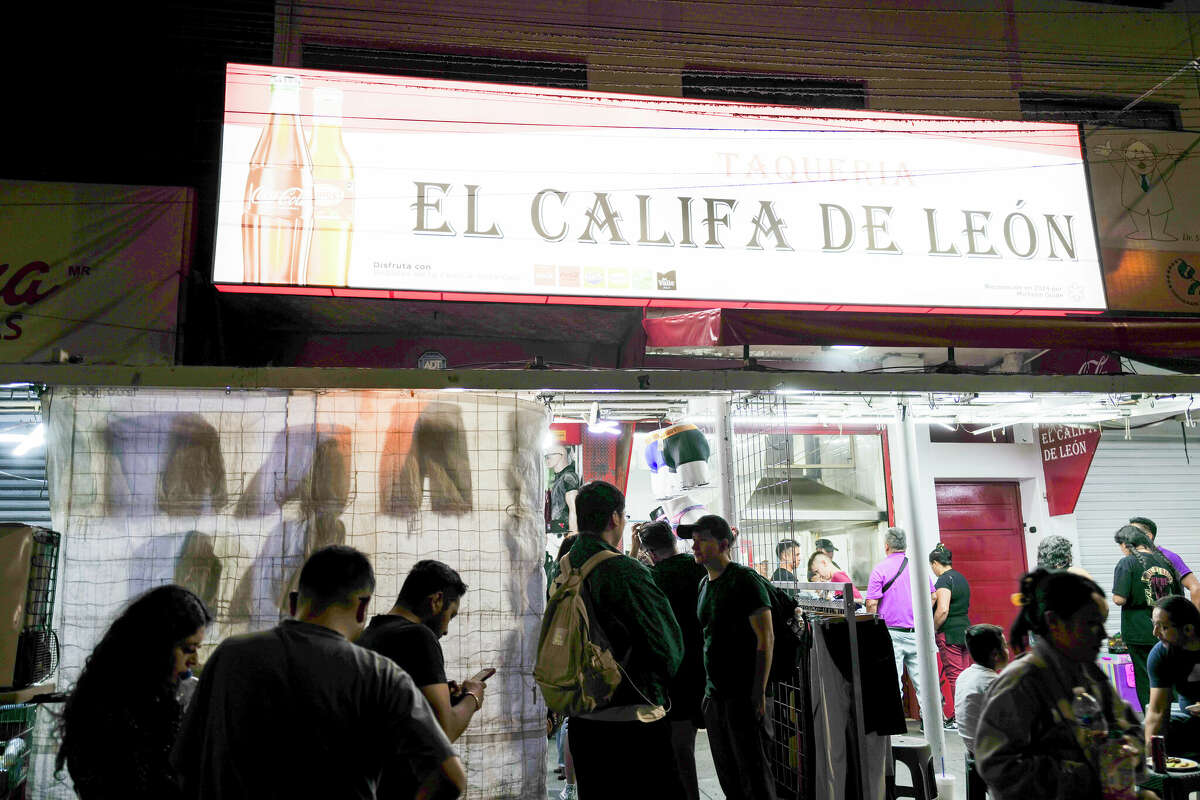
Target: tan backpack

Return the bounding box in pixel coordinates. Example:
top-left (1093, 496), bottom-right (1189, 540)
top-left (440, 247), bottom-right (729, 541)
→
top-left (534, 550), bottom-right (622, 715)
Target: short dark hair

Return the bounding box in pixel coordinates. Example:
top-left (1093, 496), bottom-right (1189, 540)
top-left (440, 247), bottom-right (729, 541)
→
top-left (1156, 594), bottom-right (1200, 632)
top-left (776, 539), bottom-right (800, 559)
top-left (575, 480), bottom-right (625, 534)
top-left (398, 559), bottom-right (468, 610)
top-left (1130, 516), bottom-right (1158, 537)
top-left (297, 545), bottom-right (375, 613)
top-left (965, 624), bottom-right (1006, 668)
top-left (638, 520), bottom-right (676, 553)
top-left (929, 543), bottom-right (952, 566)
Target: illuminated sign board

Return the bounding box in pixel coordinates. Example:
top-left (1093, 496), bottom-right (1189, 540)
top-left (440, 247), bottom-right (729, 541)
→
top-left (214, 63), bottom-right (1105, 312)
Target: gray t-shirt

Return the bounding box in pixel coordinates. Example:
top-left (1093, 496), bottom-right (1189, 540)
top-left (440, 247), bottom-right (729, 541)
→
top-left (954, 663), bottom-right (997, 754)
top-left (173, 619), bottom-right (454, 799)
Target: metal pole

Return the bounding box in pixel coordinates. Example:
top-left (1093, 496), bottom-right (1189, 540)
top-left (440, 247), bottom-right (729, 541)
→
top-left (715, 397), bottom-right (736, 526)
top-left (894, 401), bottom-right (946, 764)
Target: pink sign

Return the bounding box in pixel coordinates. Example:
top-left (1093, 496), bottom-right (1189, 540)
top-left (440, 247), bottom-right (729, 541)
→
top-left (1041, 425), bottom-right (1103, 516)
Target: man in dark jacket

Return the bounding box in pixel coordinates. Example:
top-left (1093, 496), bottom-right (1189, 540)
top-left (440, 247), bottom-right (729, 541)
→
top-left (564, 481), bottom-right (687, 800)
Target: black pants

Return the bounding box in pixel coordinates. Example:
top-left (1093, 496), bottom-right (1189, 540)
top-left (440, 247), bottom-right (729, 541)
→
top-left (1128, 642), bottom-right (1154, 710)
top-left (1166, 712), bottom-right (1200, 758)
top-left (568, 715), bottom-right (687, 800)
top-left (702, 694), bottom-right (778, 800)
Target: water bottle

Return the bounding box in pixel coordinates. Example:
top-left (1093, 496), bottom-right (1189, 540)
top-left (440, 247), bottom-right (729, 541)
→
top-left (176, 671), bottom-right (199, 710)
top-left (1071, 687), bottom-right (1108, 773)
top-left (1071, 688), bottom-right (1107, 737)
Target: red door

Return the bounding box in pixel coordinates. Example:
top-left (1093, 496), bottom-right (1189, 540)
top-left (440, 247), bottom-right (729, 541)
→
top-left (935, 482), bottom-right (1029, 633)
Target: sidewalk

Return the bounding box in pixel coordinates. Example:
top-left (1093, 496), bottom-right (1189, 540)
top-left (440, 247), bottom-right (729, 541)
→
top-left (545, 718), bottom-right (967, 799)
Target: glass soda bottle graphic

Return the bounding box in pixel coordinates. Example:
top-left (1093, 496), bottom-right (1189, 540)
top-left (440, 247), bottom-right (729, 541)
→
top-left (306, 87), bottom-right (355, 286)
top-left (242, 74), bottom-right (314, 285)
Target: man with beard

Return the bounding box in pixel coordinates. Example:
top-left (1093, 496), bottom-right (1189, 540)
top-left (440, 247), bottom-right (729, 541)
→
top-left (359, 560), bottom-right (491, 797)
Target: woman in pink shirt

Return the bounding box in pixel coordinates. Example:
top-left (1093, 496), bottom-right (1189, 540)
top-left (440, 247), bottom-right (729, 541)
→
top-left (807, 551), bottom-right (863, 599)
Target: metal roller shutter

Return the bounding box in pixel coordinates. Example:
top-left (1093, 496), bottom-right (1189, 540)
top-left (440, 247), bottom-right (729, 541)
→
top-left (0, 391), bottom-right (49, 527)
top-left (1076, 423), bottom-right (1200, 603)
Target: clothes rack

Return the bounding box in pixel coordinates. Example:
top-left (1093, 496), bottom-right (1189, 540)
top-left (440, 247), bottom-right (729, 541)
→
top-left (777, 580), bottom-right (872, 800)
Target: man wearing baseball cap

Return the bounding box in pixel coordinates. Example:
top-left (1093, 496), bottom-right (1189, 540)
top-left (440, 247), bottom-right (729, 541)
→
top-left (679, 514), bottom-right (777, 800)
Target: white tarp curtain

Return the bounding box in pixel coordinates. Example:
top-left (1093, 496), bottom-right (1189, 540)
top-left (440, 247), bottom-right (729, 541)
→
top-left (37, 387), bottom-right (548, 799)
top-left (0, 180), bottom-right (192, 365)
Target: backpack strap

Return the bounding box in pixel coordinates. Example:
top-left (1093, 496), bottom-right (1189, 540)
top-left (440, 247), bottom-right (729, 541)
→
top-left (554, 549), bottom-right (619, 591)
top-left (578, 550), bottom-right (620, 579)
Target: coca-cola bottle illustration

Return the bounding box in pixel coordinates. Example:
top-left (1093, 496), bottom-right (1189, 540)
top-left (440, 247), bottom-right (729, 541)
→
top-left (306, 87), bottom-right (355, 286)
top-left (242, 74), bottom-right (313, 285)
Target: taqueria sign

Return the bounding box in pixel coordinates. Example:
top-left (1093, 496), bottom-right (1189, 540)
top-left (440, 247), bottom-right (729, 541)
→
top-left (214, 63), bottom-right (1105, 312)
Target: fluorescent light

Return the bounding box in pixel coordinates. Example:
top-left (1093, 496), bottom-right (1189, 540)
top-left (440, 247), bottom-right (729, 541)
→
top-left (13, 423), bottom-right (44, 456)
top-left (587, 420), bottom-right (621, 435)
top-left (825, 345), bottom-right (866, 353)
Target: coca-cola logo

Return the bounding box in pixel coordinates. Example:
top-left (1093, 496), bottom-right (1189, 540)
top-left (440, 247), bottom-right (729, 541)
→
top-left (0, 261), bottom-right (67, 307)
top-left (0, 260), bottom-right (81, 343)
top-left (249, 186), bottom-right (309, 209)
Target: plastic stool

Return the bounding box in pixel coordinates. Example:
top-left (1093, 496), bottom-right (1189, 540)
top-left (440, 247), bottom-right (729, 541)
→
top-left (966, 753), bottom-right (987, 800)
top-left (890, 735), bottom-right (937, 800)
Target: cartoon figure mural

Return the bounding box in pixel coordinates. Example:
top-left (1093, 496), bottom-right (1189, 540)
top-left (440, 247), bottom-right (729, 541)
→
top-left (1095, 138), bottom-right (1179, 241)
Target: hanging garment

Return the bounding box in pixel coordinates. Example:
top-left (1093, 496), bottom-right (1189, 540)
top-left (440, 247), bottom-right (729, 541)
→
top-left (809, 618), bottom-right (900, 800)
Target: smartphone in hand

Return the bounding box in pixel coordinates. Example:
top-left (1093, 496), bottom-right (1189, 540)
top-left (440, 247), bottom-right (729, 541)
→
top-left (471, 668), bottom-right (497, 683)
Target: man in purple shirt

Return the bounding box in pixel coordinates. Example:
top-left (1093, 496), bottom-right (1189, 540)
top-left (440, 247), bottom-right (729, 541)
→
top-left (1131, 516), bottom-right (1200, 609)
top-left (865, 527), bottom-right (935, 721)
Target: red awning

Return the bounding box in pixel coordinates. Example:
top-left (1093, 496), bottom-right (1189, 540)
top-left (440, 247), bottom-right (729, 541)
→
top-left (642, 308), bottom-right (1200, 360)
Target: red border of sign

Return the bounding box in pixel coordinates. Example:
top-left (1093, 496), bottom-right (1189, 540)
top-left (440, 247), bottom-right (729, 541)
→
top-left (213, 283), bottom-right (1104, 316)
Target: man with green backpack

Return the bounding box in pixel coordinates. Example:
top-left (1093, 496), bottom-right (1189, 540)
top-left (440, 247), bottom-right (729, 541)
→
top-left (535, 480), bottom-right (687, 800)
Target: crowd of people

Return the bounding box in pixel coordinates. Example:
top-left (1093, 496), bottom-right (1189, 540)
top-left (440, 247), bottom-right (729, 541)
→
top-left (50, 489), bottom-right (1200, 800)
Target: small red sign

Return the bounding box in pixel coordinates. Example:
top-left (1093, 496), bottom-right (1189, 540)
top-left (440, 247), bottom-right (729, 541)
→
top-left (549, 422), bottom-right (582, 446)
top-left (1041, 425), bottom-right (1102, 516)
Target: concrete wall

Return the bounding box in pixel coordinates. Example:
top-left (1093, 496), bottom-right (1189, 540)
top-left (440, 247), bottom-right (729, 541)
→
top-left (274, 0), bottom-right (1200, 128)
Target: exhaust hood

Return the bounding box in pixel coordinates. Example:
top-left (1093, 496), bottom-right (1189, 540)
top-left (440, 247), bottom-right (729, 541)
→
top-left (743, 470), bottom-right (886, 523)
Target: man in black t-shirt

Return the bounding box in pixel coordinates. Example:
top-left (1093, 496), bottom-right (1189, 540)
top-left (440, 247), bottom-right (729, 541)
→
top-left (771, 539), bottom-right (800, 584)
top-left (358, 560), bottom-right (489, 797)
top-left (679, 514), bottom-right (777, 800)
top-left (638, 519), bottom-right (709, 800)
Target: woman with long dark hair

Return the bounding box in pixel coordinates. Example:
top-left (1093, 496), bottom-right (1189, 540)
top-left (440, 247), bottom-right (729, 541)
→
top-left (56, 584), bottom-right (212, 799)
top-left (1113, 524), bottom-right (1181, 709)
top-left (929, 543), bottom-right (971, 730)
top-left (976, 569), bottom-right (1155, 800)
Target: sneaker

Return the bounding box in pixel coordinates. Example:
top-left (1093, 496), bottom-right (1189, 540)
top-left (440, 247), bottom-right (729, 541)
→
top-left (559, 785), bottom-right (578, 800)
top-left (943, 718), bottom-right (957, 731)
